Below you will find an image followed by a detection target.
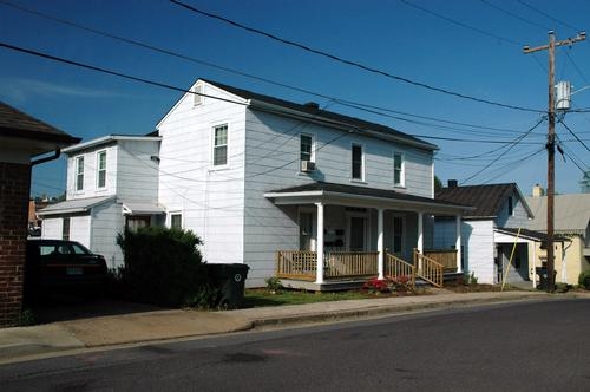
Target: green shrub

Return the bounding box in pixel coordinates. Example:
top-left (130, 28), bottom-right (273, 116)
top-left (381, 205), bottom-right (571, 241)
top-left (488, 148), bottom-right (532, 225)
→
top-left (465, 271), bottom-right (478, 286)
top-left (17, 309), bottom-right (36, 326)
top-left (184, 282), bottom-right (221, 309)
top-left (578, 270), bottom-right (590, 289)
top-left (265, 276), bottom-right (282, 292)
top-left (117, 227), bottom-right (207, 306)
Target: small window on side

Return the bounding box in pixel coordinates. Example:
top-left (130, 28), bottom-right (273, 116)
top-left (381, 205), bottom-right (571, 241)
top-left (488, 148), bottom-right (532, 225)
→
top-left (300, 134), bottom-right (313, 162)
top-left (352, 144), bottom-right (363, 180)
top-left (170, 213), bottom-right (182, 229)
top-left (194, 84), bottom-right (203, 106)
top-left (97, 151), bottom-right (107, 188)
top-left (76, 156), bottom-right (84, 191)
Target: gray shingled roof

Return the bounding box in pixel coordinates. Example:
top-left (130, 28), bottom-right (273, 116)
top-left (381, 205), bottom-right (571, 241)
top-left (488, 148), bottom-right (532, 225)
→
top-left (37, 196), bottom-right (116, 216)
top-left (201, 79), bottom-right (438, 151)
top-left (0, 101), bottom-right (80, 145)
top-left (435, 183), bottom-right (531, 218)
top-left (525, 194), bottom-right (590, 234)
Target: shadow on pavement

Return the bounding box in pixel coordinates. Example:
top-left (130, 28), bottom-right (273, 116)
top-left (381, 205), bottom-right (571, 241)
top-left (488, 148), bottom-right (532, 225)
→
top-left (31, 296), bottom-right (172, 324)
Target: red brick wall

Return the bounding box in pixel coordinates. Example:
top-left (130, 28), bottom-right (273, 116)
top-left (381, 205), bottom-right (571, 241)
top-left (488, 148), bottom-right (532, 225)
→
top-left (0, 162), bottom-right (30, 327)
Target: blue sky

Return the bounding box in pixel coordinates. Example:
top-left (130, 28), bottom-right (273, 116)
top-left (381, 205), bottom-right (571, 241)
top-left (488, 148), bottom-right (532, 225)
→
top-left (1, 0), bottom-right (590, 197)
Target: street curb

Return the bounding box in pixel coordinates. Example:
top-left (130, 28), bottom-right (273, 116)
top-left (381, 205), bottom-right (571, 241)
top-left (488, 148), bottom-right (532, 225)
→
top-left (248, 293), bottom-right (586, 328)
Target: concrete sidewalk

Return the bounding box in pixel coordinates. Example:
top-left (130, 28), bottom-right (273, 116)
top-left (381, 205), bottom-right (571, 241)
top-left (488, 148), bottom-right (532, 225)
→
top-left (0, 291), bottom-right (587, 364)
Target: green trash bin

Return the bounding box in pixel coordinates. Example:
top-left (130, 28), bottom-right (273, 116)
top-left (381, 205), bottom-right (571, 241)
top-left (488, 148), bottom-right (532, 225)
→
top-left (205, 263), bottom-right (249, 308)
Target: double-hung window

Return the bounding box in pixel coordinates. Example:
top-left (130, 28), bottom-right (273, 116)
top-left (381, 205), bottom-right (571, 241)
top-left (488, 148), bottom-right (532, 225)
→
top-left (352, 144), bottom-right (363, 180)
top-left (97, 151), bottom-right (106, 189)
top-left (170, 213), bottom-right (182, 229)
top-left (300, 134), bottom-right (313, 163)
top-left (213, 124), bottom-right (228, 166)
top-left (393, 152), bottom-right (405, 187)
top-left (75, 156), bottom-right (84, 191)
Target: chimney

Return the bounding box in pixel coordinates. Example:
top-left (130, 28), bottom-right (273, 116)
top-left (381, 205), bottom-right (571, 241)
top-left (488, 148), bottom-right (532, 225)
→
top-left (532, 183), bottom-right (545, 197)
top-left (447, 179), bottom-right (458, 188)
top-left (304, 102), bottom-right (320, 112)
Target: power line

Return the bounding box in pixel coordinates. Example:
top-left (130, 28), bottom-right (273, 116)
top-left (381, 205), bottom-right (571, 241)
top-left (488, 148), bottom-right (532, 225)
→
top-left (478, 0), bottom-right (550, 31)
top-left (168, 0), bottom-right (545, 113)
top-left (565, 51), bottom-right (589, 84)
top-left (516, 0), bottom-right (582, 33)
top-left (0, 0), bottom-right (536, 136)
top-left (558, 118), bottom-right (590, 153)
top-left (399, 0), bottom-right (521, 46)
top-left (479, 147), bottom-right (545, 184)
top-left (461, 116), bottom-right (545, 183)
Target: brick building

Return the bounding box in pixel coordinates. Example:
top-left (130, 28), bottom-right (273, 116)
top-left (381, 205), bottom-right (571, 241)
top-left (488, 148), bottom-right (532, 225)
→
top-left (0, 102), bottom-right (79, 327)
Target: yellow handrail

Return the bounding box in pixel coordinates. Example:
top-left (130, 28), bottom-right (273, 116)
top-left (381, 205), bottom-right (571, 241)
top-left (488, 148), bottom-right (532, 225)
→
top-left (414, 249), bottom-right (444, 288)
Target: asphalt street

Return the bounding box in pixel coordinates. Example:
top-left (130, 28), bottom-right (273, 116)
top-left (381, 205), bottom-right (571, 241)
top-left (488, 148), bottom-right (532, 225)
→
top-left (1, 299), bottom-right (589, 391)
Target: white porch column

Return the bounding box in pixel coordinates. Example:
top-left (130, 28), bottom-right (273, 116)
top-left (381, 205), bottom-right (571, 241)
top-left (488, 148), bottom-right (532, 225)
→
top-left (377, 208), bottom-right (384, 280)
top-left (456, 215), bottom-right (462, 273)
top-left (532, 243), bottom-right (537, 289)
top-left (315, 202), bottom-right (324, 284)
top-left (417, 212), bottom-right (424, 254)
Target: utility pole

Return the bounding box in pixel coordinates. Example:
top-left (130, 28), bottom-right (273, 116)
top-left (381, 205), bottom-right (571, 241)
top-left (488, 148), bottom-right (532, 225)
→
top-left (524, 31), bottom-right (585, 293)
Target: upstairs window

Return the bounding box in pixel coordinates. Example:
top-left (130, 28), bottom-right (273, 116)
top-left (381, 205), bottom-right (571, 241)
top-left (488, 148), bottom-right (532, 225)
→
top-left (394, 152), bottom-right (405, 187)
top-left (508, 196), bottom-right (513, 216)
top-left (300, 134), bottom-right (313, 162)
top-left (75, 156), bottom-right (84, 191)
top-left (62, 217), bottom-right (71, 241)
top-left (97, 151), bottom-right (107, 189)
top-left (213, 124), bottom-right (228, 166)
top-left (352, 144), bottom-right (363, 180)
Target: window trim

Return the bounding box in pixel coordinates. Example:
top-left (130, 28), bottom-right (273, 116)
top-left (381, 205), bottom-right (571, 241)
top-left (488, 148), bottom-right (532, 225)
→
top-left (351, 143), bottom-right (365, 182)
top-left (75, 156), bottom-right (84, 191)
top-left (393, 151), bottom-right (405, 188)
top-left (97, 150), bottom-right (107, 189)
top-left (211, 123), bottom-right (229, 169)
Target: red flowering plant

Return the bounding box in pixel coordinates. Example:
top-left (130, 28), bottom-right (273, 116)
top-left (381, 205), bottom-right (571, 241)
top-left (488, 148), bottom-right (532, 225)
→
top-left (386, 274), bottom-right (412, 293)
top-left (361, 276), bottom-right (390, 294)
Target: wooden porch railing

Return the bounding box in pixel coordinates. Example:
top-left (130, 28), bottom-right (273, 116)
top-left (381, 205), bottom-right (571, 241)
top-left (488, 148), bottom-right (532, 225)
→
top-left (424, 249), bottom-right (458, 272)
top-left (384, 253), bottom-right (415, 289)
top-left (276, 250), bottom-right (316, 281)
top-left (414, 249), bottom-right (443, 288)
top-left (324, 251), bottom-right (379, 279)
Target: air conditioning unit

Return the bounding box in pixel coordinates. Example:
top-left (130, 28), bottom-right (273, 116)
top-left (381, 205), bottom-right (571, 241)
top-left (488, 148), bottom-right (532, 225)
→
top-left (301, 161), bottom-right (315, 172)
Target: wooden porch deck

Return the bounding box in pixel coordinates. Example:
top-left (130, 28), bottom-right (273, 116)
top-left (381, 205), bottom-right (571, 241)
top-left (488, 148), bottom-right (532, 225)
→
top-left (276, 248), bottom-right (458, 291)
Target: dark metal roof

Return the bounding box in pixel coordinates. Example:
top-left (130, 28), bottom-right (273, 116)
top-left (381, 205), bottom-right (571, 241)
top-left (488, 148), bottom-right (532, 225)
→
top-left (0, 101), bottom-right (80, 145)
top-left (202, 79), bottom-right (438, 151)
top-left (435, 183), bottom-right (522, 218)
top-left (270, 181), bottom-right (467, 208)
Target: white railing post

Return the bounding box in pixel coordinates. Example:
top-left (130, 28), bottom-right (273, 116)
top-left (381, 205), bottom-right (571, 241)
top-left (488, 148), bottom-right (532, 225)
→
top-left (315, 202), bottom-right (324, 284)
top-left (378, 208), bottom-right (384, 279)
top-left (456, 215), bottom-right (462, 273)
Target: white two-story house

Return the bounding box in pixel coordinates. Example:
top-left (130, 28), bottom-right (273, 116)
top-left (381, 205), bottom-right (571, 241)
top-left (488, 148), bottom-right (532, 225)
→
top-left (38, 135), bottom-right (163, 269)
top-left (156, 80), bottom-right (470, 289)
top-left (40, 79), bottom-right (471, 289)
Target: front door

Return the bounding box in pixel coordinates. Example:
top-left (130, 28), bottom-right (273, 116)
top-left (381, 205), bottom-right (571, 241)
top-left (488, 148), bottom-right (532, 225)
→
top-left (300, 212), bottom-right (315, 251)
top-left (349, 216), bottom-right (367, 251)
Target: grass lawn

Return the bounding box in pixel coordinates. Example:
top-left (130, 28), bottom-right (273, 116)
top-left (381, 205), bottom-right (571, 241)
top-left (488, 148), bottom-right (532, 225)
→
top-left (243, 290), bottom-right (368, 308)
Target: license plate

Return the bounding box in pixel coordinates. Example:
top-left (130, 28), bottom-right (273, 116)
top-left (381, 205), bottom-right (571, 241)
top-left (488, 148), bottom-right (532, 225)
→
top-left (66, 267), bottom-right (83, 275)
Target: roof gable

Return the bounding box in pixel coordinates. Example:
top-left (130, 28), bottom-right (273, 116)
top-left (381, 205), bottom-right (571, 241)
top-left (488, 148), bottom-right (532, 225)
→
top-left (525, 194), bottom-right (590, 233)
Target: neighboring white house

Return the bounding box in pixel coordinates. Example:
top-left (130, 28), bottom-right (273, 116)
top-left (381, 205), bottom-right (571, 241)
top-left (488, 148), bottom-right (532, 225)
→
top-left (38, 135), bottom-right (163, 269)
top-left (434, 182), bottom-right (542, 285)
top-left (41, 79), bottom-right (472, 288)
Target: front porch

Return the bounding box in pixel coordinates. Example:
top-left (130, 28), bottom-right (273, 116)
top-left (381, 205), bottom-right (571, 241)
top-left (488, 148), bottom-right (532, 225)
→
top-left (276, 248), bottom-right (457, 291)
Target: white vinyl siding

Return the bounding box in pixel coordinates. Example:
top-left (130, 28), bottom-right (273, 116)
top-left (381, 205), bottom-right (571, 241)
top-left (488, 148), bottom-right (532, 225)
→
top-left (213, 123), bottom-right (229, 166)
top-left (97, 150), bottom-right (107, 189)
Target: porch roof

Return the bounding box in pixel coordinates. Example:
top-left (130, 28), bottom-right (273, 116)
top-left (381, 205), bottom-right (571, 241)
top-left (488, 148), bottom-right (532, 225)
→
top-left (122, 202), bottom-right (165, 215)
top-left (495, 227), bottom-right (569, 243)
top-left (265, 182), bottom-right (473, 214)
top-left (37, 195), bottom-right (116, 216)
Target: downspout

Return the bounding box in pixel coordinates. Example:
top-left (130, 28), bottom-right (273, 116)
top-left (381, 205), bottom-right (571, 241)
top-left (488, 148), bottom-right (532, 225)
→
top-left (31, 149), bottom-right (60, 166)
